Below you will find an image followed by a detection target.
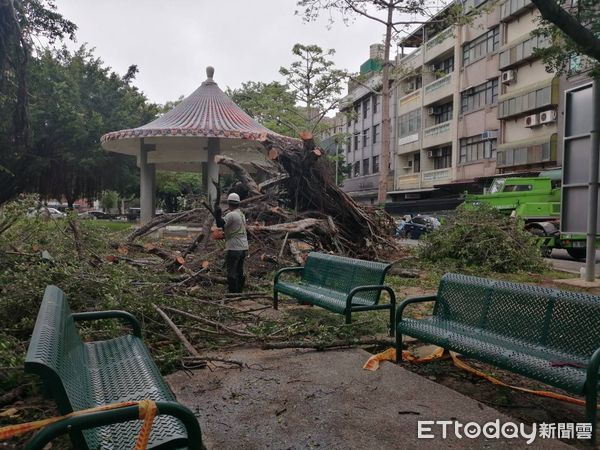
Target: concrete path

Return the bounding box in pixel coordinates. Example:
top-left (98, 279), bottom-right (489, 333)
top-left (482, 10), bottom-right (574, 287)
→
top-left (167, 348), bottom-right (570, 449)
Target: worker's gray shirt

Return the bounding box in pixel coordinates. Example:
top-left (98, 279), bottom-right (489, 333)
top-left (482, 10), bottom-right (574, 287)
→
top-left (223, 209), bottom-right (249, 251)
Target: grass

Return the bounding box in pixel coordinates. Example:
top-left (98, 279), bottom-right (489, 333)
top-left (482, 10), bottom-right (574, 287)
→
top-left (82, 220), bottom-right (133, 232)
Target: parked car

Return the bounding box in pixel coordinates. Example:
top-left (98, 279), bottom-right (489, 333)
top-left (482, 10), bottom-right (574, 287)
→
top-left (78, 210), bottom-right (111, 220)
top-left (27, 207), bottom-right (66, 219)
top-left (395, 215), bottom-right (440, 239)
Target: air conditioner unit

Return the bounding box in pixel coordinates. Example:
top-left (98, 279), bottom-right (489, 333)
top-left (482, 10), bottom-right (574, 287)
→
top-left (428, 106), bottom-right (442, 116)
top-left (481, 130), bottom-right (498, 140)
top-left (404, 82), bottom-right (416, 94)
top-left (525, 114), bottom-right (540, 128)
top-left (402, 160), bottom-right (413, 169)
top-left (539, 109), bottom-right (557, 124)
top-left (426, 150), bottom-right (435, 158)
top-left (501, 70), bottom-right (516, 85)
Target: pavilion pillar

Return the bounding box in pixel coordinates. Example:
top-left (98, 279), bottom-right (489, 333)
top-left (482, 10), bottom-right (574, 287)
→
top-left (139, 139), bottom-right (156, 225)
top-left (207, 138), bottom-right (220, 207)
top-left (201, 162), bottom-right (208, 194)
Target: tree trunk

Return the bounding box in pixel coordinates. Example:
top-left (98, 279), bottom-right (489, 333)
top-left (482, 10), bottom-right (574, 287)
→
top-left (214, 154), bottom-right (261, 196)
top-left (377, 2), bottom-right (394, 205)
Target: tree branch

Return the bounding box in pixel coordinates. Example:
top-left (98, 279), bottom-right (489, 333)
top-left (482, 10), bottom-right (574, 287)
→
top-left (530, 0), bottom-right (600, 63)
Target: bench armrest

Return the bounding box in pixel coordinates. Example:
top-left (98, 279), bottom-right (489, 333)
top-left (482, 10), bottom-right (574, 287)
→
top-left (25, 401), bottom-right (203, 450)
top-left (395, 294), bottom-right (437, 324)
top-left (346, 285), bottom-right (396, 308)
top-left (587, 347), bottom-right (600, 382)
top-left (71, 310), bottom-right (142, 338)
top-left (274, 267), bottom-right (304, 284)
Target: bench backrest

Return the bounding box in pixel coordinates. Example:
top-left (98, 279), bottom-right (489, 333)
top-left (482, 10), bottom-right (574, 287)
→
top-left (302, 252), bottom-right (391, 304)
top-left (434, 273), bottom-right (600, 358)
top-left (25, 285), bottom-right (91, 413)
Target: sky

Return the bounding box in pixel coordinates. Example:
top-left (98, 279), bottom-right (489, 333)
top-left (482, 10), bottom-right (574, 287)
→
top-left (54, 0), bottom-right (388, 105)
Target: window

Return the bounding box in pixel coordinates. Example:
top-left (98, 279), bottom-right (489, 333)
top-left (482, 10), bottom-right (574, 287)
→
top-left (461, 79), bottom-right (498, 114)
top-left (500, 0), bottom-right (533, 20)
top-left (462, 27), bottom-right (499, 66)
top-left (432, 56), bottom-right (454, 77)
top-left (433, 146), bottom-right (452, 169)
top-left (497, 141), bottom-right (554, 167)
top-left (413, 153), bottom-right (421, 173)
top-left (373, 95), bottom-right (380, 114)
top-left (353, 133), bottom-right (359, 150)
top-left (346, 142), bottom-right (351, 153)
top-left (363, 158), bottom-right (370, 175)
top-left (372, 156), bottom-right (379, 173)
top-left (353, 161), bottom-right (360, 177)
top-left (459, 135), bottom-right (497, 163)
top-left (497, 84), bottom-right (553, 119)
top-left (499, 34), bottom-right (551, 69)
top-left (372, 124), bottom-right (380, 144)
top-left (354, 104), bottom-right (359, 123)
top-left (363, 99), bottom-right (370, 119)
top-left (503, 184), bottom-right (533, 192)
top-left (398, 108), bottom-right (421, 138)
top-left (434, 102), bottom-right (453, 124)
top-left (362, 128), bottom-right (370, 147)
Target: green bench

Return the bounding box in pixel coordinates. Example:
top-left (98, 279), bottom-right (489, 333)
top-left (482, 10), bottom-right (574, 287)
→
top-left (273, 252), bottom-right (396, 335)
top-left (24, 285), bottom-right (203, 450)
top-left (396, 273), bottom-right (600, 441)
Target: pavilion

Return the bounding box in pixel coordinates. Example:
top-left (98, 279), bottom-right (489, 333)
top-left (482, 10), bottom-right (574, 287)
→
top-left (101, 67), bottom-right (292, 224)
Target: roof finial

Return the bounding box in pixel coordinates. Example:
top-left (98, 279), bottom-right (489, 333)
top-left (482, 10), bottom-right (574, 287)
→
top-left (206, 66), bottom-right (214, 80)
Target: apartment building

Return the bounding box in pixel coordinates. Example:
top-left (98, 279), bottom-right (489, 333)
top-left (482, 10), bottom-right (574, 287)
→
top-left (340, 44), bottom-right (396, 204)
top-left (394, 1), bottom-right (501, 204)
top-left (389, 0), bottom-right (590, 210)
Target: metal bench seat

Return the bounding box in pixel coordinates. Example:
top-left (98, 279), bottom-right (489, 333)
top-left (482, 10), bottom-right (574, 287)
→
top-left (24, 285), bottom-right (202, 450)
top-left (273, 252), bottom-right (396, 334)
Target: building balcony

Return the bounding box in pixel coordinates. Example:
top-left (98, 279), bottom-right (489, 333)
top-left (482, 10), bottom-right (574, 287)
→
top-left (423, 73), bottom-right (453, 106)
top-left (424, 26), bottom-right (454, 63)
top-left (422, 120), bottom-right (452, 149)
top-left (397, 47), bottom-right (423, 70)
top-left (421, 168), bottom-right (451, 187)
top-left (396, 173), bottom-right (420, 190)
top-left (398, 88), bottom-right (421, 112)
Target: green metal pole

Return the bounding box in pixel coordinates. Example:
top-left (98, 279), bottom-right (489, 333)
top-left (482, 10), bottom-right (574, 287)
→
top-left (585, 77), bottom-right (600, 282)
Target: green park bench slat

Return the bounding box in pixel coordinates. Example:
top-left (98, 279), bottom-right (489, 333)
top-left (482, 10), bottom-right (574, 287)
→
top-left (24, 285), bottom-right (203, 450)
top-left (273, 252), bottom-right (396, 335)
top-left (396, 273), bottom-right (600, 442)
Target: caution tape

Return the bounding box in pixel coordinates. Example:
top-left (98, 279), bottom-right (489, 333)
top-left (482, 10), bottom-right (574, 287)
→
top-left (363, 347), bottom-right (599, 409)
top-left (0, 399), bottom-right (158, 449)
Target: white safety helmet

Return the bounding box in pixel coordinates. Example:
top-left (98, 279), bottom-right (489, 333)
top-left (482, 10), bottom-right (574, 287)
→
top-left (227, 193), bottom-right (241, 204)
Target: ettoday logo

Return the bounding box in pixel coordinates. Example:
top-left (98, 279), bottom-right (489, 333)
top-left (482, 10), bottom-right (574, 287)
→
top-left (417, 420), bottom-right (592, 443)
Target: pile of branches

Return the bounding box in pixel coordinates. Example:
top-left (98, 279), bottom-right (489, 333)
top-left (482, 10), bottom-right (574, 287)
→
top-left (125, 133), bottom-right (396, 261)
top-left (418, 204), bottom-right (546, 273)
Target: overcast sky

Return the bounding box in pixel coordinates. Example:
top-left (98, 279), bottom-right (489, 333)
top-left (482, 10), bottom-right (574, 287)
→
top-left (55, 0), bottom-right (389, 105)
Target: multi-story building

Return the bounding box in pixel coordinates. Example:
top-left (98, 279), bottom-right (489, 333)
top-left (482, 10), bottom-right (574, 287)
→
top-left (338, 0), bottom-right (589, 209)
top-left (393, 2), bottom-right (501, 207)
top-left (339, 44), bottom-right (396, 204)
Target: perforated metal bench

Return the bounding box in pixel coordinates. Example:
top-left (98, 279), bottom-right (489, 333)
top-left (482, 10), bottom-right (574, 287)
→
top-left (24, 285), bottom-right (203, 450)
top-left (396, 273), bottom-right (600, 441)
top-left (273, 252), bottom-right (396, 335)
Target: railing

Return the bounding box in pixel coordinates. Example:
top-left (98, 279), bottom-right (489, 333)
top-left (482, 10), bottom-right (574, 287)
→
top-left (424, 73), bottom-right (452, 95)
top-left (399, 89), bottom-right (421, 106)
top-left (423, 121), bottom-right (451, 137)
top-left (399, 47), bottom-right (422, 65)
top-left (398, 133), bottom-right (419, 146)
top-left (425, 26), bottom-right (453, 51)
top-left (422, 168), bottom-right (450, 182)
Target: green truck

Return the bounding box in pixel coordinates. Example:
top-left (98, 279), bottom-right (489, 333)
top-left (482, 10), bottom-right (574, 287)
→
top-left (464, 176), bottom-right (588, 259)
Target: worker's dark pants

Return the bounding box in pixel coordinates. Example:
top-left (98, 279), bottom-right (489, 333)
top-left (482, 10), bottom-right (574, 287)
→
top-left (225, 250), bottom-right (247, 293)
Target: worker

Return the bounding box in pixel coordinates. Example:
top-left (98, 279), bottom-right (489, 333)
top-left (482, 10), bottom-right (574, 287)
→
top-left (214, 193), bottom-right (248, 293)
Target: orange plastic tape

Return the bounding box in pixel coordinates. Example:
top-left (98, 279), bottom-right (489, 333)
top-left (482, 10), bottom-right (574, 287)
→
top-left (363, 346), bottom-right (599, 410)
top-left (0, 399), bottom-right (158, 449)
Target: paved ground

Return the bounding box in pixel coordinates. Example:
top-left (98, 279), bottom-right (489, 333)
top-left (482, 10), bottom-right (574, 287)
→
top-left (167, 348), bottom-right (570, 449)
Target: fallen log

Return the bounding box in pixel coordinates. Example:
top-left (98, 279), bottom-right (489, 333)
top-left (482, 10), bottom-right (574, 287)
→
top-left (127, 208), bottom-right (203, 242)
top-left (215, 154), bottom-right (261, 196)
top-left (247, 218), bottom-right (328, 235)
